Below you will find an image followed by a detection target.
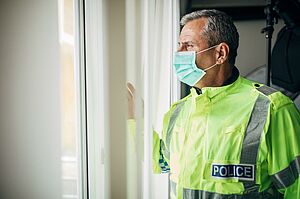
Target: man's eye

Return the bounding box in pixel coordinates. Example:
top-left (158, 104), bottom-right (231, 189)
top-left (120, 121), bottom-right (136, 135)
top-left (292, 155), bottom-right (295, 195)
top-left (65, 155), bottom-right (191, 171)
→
top-left (187, 44), bottom-right (194, 49)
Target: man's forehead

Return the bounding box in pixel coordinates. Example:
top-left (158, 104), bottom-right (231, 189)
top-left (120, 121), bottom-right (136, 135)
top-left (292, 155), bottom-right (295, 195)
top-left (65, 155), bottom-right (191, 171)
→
top-left (179, 18), bottom-right (206, 42)
top-left (179, 31), bottom-right (199, 43)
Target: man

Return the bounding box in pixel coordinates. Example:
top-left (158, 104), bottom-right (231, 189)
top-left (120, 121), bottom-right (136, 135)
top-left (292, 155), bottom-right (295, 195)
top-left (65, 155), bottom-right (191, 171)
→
top-left (128, 9), bottom-right (300, 198)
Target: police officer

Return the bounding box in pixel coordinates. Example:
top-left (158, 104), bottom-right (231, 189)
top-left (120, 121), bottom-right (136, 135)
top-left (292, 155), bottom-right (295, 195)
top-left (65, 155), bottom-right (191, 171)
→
top-left (128, 9), bottom-right (300, 199)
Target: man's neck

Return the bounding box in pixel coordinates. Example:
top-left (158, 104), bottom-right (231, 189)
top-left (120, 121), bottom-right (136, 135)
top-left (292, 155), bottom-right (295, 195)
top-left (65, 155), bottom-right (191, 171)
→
top-left (193, 66), bottom-right (239, 94)
top-left (222, 66), bottom-right (239, 86)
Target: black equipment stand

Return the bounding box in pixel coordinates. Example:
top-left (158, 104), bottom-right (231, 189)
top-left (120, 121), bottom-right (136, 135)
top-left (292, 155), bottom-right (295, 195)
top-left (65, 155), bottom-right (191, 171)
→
top-left (261, 0), bottom-right (278, 86)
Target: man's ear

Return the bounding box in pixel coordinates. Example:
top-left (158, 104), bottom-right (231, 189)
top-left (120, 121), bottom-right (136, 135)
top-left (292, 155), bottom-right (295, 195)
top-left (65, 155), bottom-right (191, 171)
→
top-left (216, 42), bottom-right (229, 64)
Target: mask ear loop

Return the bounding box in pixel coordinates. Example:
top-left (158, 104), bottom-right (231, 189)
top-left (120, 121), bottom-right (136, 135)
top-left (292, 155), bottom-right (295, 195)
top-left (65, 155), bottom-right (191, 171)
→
top-left (196, 44), bottom-right (219, 54)
top-left (197, 44), bottom-right (220, 72)
top-left (203, 63), bottom-right (218, 71)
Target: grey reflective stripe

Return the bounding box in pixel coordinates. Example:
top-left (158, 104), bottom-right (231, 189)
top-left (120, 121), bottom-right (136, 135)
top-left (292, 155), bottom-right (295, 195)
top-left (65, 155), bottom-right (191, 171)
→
top-left (256, 85), bottom-right (277, 96)
top-left (254, 85), bottom-right (300, 190)
top-left (163, 101), bottom-right (185, 159)
top-left (239, 92), bottom-right (271, 192)
top-left (169, 181), bottom-right (283, 199)
top-left (182, 187), bottom-right (282, 199)
top-left (166, 101), bottom-right (185, 148)
top-left (170, 180), bottom-right (177, 199)
top-left (271, 155), bottom-right (300, 189)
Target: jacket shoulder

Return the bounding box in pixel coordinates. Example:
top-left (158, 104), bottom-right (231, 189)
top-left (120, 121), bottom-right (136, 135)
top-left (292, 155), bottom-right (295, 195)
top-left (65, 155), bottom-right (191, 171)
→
top-left (162, 93), bottom-right (190, 125)
top-left (253, 84), bottom-right (293, 110)
top-left (169, 93), bottom-right (190, 109)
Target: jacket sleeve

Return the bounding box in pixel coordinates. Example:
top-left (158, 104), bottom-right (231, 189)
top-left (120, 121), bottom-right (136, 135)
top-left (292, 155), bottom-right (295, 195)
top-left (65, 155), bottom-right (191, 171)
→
top-left (153, 109), bottom-right (174, 174)
top-left (129, 100), bottom-right (184, 174)
top-left (266, 99), bottom-right (300, 198)
top-left (127, 119), bottom-right (171, 174)
top-left (153, 131), bottom-right (170, 173)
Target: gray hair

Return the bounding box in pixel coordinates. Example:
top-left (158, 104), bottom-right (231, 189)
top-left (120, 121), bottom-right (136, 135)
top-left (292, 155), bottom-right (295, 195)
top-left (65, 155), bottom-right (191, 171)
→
top-left (180, 9), bottom-right (239, 66)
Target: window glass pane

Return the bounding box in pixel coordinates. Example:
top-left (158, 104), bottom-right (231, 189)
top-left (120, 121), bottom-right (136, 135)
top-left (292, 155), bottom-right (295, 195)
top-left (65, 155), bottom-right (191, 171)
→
top-left (58, 0), bottom-right (81, 198)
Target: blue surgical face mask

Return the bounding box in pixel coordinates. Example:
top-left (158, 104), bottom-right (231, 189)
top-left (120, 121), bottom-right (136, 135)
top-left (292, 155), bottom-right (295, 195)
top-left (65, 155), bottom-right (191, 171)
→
top-left (173, 45), bottom-right (219, 86)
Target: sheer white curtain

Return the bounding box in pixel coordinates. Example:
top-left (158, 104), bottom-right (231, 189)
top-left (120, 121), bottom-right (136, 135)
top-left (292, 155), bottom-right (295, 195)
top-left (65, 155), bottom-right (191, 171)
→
top-left (147, 0), bottom-right (180, 134)
top-left (126, 0), bottom-right (180, 198)
top-left (85, 0), bottom-right (180, 198)
top-left (145, 1), bottom-right (180, 199)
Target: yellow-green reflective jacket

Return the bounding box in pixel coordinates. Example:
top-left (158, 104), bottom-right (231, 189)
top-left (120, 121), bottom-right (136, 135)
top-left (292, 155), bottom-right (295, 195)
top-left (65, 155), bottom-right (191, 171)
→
top-left (153, 76), bottom-right (300, 199)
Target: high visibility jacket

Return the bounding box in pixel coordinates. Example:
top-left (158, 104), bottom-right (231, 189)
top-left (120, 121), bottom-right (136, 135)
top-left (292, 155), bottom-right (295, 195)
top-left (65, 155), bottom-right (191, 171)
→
top-left (152, 76), bottom-right (300, 198)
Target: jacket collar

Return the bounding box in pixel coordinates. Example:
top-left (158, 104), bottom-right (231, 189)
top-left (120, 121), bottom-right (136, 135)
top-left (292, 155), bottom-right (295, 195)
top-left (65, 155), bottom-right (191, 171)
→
top-left (190, 68), bottom-right (241, 103)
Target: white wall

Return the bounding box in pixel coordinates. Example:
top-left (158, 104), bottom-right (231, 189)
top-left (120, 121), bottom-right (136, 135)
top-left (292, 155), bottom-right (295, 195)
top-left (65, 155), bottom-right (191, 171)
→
top-left (235, 19), bottom-right (285, 76)
top-left (0, 1), bottom-right (61, 199)
top-left (235, 19), bottom-right (300, 109)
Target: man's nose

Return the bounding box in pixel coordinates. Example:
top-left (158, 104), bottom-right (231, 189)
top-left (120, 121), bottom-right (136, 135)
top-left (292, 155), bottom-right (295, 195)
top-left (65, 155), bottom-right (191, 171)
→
top-left (177, 44), bottom-right (186, 52)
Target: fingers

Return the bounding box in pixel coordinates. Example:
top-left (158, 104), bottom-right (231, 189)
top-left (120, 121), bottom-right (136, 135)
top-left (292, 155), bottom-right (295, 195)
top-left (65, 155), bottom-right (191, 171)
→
top-left (127, 87), bottom-right (134, 99)
top-left (126, 82), bottom-right (135, 119)
top-left (126, 82), bottom-right (135, 97)
top-left (126, 82), bottom-right (136, 100)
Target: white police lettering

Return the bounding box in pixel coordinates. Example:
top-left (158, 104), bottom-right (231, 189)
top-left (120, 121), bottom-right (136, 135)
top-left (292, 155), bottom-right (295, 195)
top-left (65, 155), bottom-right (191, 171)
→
top-left (219, 166), bottom-right (227, 176)
top-left (211, 164), bottom-right (255, 181)
top-left (236, 166), bottom-right (244, 177)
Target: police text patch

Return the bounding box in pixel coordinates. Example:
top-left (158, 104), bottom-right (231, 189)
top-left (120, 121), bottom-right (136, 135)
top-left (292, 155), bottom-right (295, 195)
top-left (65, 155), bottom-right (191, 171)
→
top-left (211, 164), bottom-right (255, 181)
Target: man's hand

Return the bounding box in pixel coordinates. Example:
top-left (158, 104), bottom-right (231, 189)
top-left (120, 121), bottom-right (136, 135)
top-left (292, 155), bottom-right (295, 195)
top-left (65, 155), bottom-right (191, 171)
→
top-left (127, 82), bottom-right (135, 119)
top-left (127, 82), bottom-right (144, 119)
